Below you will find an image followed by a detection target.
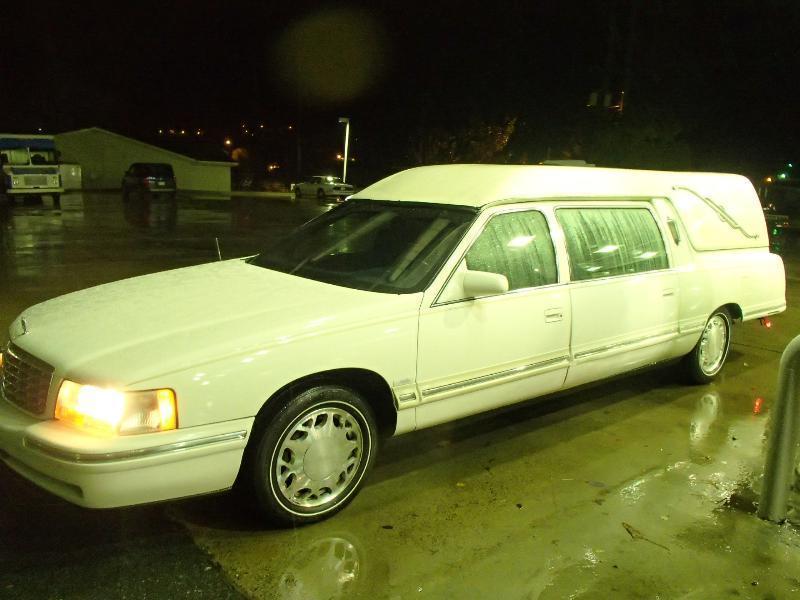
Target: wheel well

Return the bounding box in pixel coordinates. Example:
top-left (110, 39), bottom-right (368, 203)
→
top-left (255, 368), bottom-right (397, 438)
top-left (721, 303), bottom-right (743, 322)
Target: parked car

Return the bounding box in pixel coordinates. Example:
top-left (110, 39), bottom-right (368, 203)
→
top-left (293, 175), bottom-right (354, 201)
top-left (121, 163), bottom-right (176, 199)
top-left (0, 165), bottom-right (786, 525)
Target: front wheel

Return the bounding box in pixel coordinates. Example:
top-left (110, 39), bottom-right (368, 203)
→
top-left (250, 385), bottom-right (378, 525)
top-left (316, 188), bottom-right (326, 201)
top-left (682, 309), bottom-right (732, 384)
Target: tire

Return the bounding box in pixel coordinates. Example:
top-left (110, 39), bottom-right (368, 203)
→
top-left (51, 193), bottom-right (61, 209)
top-left (250, 385), bottom-right (378, 525)
top-left (682, 309), bottom-right (732, 384)
top-left (294, 186), bottom-right (302, 198)
top-left (316, 188), bottom-right (326, 201)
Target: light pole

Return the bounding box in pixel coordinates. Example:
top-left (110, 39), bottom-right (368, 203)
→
top-left (338, 117), bottom-right (350, 183)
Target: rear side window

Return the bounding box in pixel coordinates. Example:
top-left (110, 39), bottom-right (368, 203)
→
top-left (465, 210), bottom-right (558, 290)
top-left (556, 207), bottom-right (668, 281)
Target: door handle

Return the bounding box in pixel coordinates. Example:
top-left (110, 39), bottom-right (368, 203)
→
top-left (544, 308), bottom-right (564, 323)
top-left (662, 289), bottom-right (675, 297)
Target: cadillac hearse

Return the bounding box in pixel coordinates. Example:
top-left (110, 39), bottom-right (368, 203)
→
top-left (0, 164), bottom-right (786, 524)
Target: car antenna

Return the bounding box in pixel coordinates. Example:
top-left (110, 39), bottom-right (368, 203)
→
top-left (215, 237), bottom-right (222, 261)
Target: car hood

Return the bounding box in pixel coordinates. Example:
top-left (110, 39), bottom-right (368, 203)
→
top-left (9, 260), bottom-right (420, 387)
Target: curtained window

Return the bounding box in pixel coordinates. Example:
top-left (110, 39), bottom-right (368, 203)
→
top-left (556, 207), bottom-right (668, 281)
top-left (465, 210), bottom-right (558, 291)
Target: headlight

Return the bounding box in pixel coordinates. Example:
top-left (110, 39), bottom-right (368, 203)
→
top-left (55, 380), bottom-right (177, 435)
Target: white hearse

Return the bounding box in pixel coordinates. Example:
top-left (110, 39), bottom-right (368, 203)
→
top-left (0, 165), bottom-right (786, 524)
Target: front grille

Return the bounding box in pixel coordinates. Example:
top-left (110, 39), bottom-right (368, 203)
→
top-left (1, 344), bottom-right (54, 416)
top-left (23, 175), bottom-right (48, 187)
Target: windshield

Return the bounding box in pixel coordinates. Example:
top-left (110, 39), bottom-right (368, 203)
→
top-left (0, 149), bottom-right (57, 165)
top-left (249, 200), bottom-right (476, 293)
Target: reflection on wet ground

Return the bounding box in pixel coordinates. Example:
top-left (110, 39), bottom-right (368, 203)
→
top-left (2, 192), bottom-right (800, 599)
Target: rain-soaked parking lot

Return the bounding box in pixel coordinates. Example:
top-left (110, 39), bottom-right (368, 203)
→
top-left (1, 191), bottom-right (800, 599)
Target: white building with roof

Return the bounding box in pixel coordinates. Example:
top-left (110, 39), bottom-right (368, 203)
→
top-left (54, 127), bottom-right (235, 194)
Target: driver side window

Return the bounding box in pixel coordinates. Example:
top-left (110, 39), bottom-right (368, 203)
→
top-left (465, 210), bottom-right (558, 291)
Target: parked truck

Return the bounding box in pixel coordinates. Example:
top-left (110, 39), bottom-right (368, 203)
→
top-left (0, 134), bottom-right (63, 206)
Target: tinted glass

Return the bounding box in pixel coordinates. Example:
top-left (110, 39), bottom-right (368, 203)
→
top-left (465, 210), bottom-right (558, 290)
top-left (250, 200), bottom-right (476, 293)
top-left (143, 164), bottom-right (174, 177)
top-left (556, 207), bottom-right (668, 281)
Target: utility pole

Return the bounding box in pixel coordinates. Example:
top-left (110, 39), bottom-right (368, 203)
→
top-left (338, 117), bottom-right (350, 183)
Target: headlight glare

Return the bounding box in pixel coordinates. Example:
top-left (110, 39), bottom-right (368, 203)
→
top-left (56, 380), bottom-right (177, 435)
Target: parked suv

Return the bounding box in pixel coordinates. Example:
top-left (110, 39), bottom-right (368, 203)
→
top-left (122, 163), bottom-right (176, 199)
top-left (293, 175), bottom-right (354, 201)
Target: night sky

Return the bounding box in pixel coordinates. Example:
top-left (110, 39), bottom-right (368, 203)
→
top-left (3, 0), bottom-right (799, 181)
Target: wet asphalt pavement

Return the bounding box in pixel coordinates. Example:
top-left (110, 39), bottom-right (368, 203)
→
top-left (1, 192), bottom-right (800, 599)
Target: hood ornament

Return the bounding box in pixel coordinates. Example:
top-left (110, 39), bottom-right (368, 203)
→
top-left (20, 317), bottom-right (29, 336)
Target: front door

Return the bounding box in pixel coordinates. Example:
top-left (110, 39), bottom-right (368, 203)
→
top-left (415, 208), bottom-right (570, 429)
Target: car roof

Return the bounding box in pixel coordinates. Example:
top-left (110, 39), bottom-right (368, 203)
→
top-left (350, 164), bottom-right (752, 208)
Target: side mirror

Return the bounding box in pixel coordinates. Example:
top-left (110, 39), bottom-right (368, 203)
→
top-left (462, 270), bottom-right (509, 298)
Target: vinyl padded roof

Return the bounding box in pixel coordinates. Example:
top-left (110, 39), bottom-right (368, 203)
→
top-left (350, 164), bottom-right (753, 208)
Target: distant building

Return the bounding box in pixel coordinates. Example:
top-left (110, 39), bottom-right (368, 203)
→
top-left (55, 127), bottom-right (236, 194)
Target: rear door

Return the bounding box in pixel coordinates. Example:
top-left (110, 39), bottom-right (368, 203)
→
top-left (555, 203), bottom-right (679, 387)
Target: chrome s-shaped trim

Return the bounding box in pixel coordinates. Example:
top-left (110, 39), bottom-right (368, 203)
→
top-left (672, 185), bottom-right (759, 240)
top-left (420, 356), bottom-right (569, 400)
top-left (573, 330), bottom-right (679, 360)
top-left (23, 430), bottom-right (248, 464)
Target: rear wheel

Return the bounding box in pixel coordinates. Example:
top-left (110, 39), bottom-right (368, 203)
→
top-left (682, 309), bottom-right (732, 384)
top-left (250, 385), bottom-right (378, 525)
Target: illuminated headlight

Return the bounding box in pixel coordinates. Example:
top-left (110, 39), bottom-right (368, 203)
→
top-left (55, 380), bottom-right (177, 435)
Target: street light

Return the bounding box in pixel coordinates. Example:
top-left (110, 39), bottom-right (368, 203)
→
top-left (338, 117), bottom-right (350, 183)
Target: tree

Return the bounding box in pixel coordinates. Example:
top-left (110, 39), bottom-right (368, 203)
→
top-left (410, 117), bottom-right (518, 165)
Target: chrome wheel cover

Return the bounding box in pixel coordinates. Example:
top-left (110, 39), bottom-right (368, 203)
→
top-left (273, 406), bottom-right (364, 510)
top-left (698, 314), bottom-right (728, 375)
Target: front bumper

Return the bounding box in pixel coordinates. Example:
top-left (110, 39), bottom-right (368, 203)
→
top-left (0, 398), bottom-right (253, 508)
top-left (8, 188), bottom-right (64, 195)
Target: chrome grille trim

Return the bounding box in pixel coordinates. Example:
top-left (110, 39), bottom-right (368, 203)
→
top-left (1, 344), bottom-right (54, 416)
